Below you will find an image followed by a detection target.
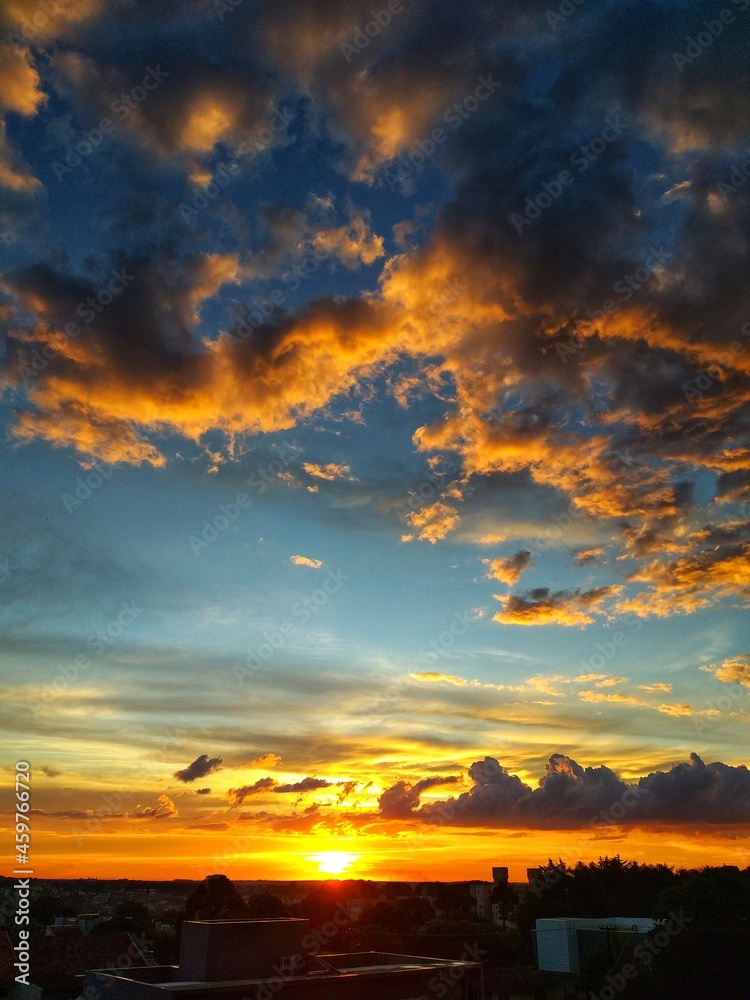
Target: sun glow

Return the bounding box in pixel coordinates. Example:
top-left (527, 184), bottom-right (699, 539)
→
top-left (308, 851), bottom-right (361, 875)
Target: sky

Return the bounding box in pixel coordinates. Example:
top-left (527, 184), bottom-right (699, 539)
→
top-left (0, 0), bottom-right (749, 883)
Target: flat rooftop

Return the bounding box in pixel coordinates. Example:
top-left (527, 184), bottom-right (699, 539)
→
top-left (81, 920), bottom-right (483, 999)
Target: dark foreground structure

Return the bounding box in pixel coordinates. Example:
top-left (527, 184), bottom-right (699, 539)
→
top-left (80, 918), bottom-right (483, 999)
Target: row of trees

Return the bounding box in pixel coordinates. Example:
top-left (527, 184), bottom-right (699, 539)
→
top-left (518, 857), bottom-right (750, 999)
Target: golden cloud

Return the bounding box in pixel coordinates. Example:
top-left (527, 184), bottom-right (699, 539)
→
top-left (714, 654), bottom-right (750, 687)
top-left (410, 672), bottom-right (468, 686)
top-left (485, 550), bottom-right (532, 586)
top-left (303, 462), bottom-right (355, 481)
top-left (404, 500), bottom-right (460, 543)
top-left (494, 586), bottom-right (621, 627)
top-left (290, 555), bottom-right (323, 568)
top-left (0, 44), bottom-right (45, 117)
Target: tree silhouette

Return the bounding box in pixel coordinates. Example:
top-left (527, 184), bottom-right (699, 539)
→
top-left (491, 881), bottom-right (519, 930)
top-left (183, 874), bottom-right (250, 921)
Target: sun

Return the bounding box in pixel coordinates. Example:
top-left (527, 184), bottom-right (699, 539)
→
top-left (308, 851), bottom-right (360, 876)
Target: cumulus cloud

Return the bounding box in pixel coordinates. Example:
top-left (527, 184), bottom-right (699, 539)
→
top-left (132, 794), bottom-right (179, 819)
top-left (618, 522), bottom-right (750, 617)
top-left (227, 777), bottom-right (278, 805)
top-left (575, 547), bottom-right (606, 565)
top-left (485, 550), bottom-right (532, 586)
top-left (248, 753), bottom-right (282, 767)
top-left (404, 501), bottom-right (461, 544)
top-left (712, 654), bottom-right (750, 687)
top-left (379, 774), bottom-right (461, 819)
top-left (378, 753), bottom-right (750, 828)
top-left (274, 776), bottom-right (332, 794)
top-left (494, 586), bottom-right (621, 627)
top-left (173, 754), bottom-right (223, 783)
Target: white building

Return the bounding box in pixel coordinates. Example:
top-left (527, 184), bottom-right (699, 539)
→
top-left (535, 917), bottom-right (655, 973)
top-left (467, 882), bottom-right (492, 920)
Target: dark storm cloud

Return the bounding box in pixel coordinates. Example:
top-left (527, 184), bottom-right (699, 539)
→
top-left (379, 752), bottom-right (750, 828)
top-left (226, 777), bottom-right (277, 805)
top-left (378, 774), bottom-right (461, 818)
top-left (274, 777), bottom-right (332, 793)
top-left (173, 753), bottom-right (223, 783)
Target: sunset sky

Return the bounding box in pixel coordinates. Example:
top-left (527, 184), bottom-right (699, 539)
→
top-left (1, 0), bottom-right (749, 883)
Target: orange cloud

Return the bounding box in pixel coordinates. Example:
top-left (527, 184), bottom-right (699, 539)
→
top-left (575, 547), bottom-right (606, 564)
top-left (619, 526), bottom-right (750, 617)
top-left (579, 691), bottom-right (644, 707)
top-left (404, 500), bottom-right (460, 543)
top-left (303, 462), bottom-right (355, 481)
top-left (494, 586), bottom-right (621, 627)
top-left (713, 654), bottom-right (750, 687)
top-left (2, 0), bottom-right (101, 43)
top-left (290, 555), bottom-right (323, 568)
top-left (485, 550), bottom-right (532, 586)
top-left (0, 44), bottom-right (45, 117)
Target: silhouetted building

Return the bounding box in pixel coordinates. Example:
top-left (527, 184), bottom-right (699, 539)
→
top-left (81, 919), bottom-right (483, 999)
top-left (491, 866), bottom-right (509, 883)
